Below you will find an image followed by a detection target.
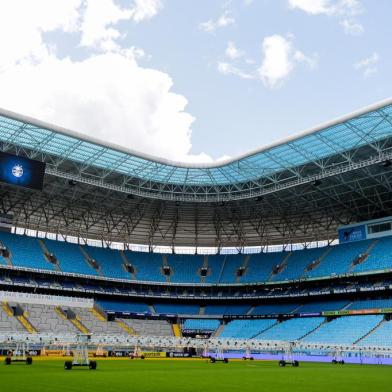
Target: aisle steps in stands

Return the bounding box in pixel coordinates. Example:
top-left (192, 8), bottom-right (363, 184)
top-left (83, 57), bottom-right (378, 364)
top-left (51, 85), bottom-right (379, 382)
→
top-left (39, 239), bottom-right (61, 272)
top-left (250, 320), bottom-right (279, 338)
top-left (301, 246), bottom-right (333, 278)
top-left (213, 323), bottom-right (225, 337)
top-left (348, 240), bottom-right (378, 273)
top-left (79, 246), bottom-right (103, 276)
top-left (162, 254), bottom-right (171, 282)
top-left (0, 240), bottom-right (13, 266)
top-left (300, 319), bottom-right (327, 340)
top-left (200, 255), bottom-right (209, 283)
top-left (116, 319), bottom-right (136, 335)
top-left (199, 306), bottom-right (205, 315)
top-left (2, 302), bottom-right (37, 333)
top-left (217, 255), bottom-right (227, 283)
top-left (354, 317), bottom-right (386, 344)
top-left (246, 306), bottom-right (255, 315)
top-left (237, 255), bottom-right (250, 282)
top-left (268, 252), bottom-right (292, 281)
top-left (120, 251), bottom-right (137, 279)
top-left (172, 323), bottom-right (182, 337)
top-left (55, 306), bottom-right (90, 334)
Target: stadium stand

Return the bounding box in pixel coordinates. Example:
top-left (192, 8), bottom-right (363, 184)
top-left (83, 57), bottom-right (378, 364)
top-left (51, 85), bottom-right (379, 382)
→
top-left (167, 254), bottom-right (203, 283)
top-left (204, 304), bottom-right (250, 315)
top-left (183, 319), bottom-right (220, 331)
top-left (44, 239), bottom-right (98, 275)
top-left (346, 299), bottom-right (392, 310)
top-left (0, 232), bottom-right (55, 270)
top-left (97, 300), bottom-right (150, 313)
top-left (255, 317), bottom-right (325, 341)
top-left (303, 315), bottom-right (384, 344)
top-left (154, 303), bottom-right (200, 315)
top-left (297, 300), bottom-right (349, 313)
top-left (220, 319), bottom-right (277, 339)
top-left (125, 251), bottom-right (165, 282)
top-left (1, 233), bottom-right (392, 284)
top-left (358, 319), bottom-right (392, 347)
top-left (252, 303), bottom-right (300, 315)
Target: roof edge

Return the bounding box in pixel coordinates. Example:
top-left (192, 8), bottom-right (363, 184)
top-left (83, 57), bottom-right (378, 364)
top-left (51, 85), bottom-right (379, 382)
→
top-left (0, 97), bottom-right (391, 169)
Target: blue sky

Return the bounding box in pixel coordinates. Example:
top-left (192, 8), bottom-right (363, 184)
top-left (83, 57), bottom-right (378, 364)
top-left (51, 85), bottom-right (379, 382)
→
top-left (0, 0), bottom-right (391, 162)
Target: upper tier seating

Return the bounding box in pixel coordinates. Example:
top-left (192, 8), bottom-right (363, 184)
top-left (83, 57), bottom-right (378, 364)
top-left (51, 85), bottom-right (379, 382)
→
top-left (219, 255), bottom-right (246, 283)
top-left (297, 300), bottom-right (349, 313)
top-left (0, 232), bottom-right (55, 270)
top-left (125, 251), bottom-right (165, 282)
top-left (2, 232), bottom-right (392, 284)
top-left (167, 254), bottom-right (203, 283)
top-left (220, 319), bottom-right (277, 339)
top-left (302, 315), bottom-right (384, 344)
top-left (84, 246), bottom-right (130, 279)
top-left (305, 240), bottom-right (373, 278)
top-left (241, 252), bottom-right (287, 282)
top-left (272, 247), bottom-right (327, 281)
top-left (252, 303), bottom-right (300, 315)
top-left (183, 319), bottom-right (220, 331)
top-left (353, 236), bottom-right (392, 273)
top-left (154, 303), bottom-right (200, 315)
top-left (255, 317), bottom-right (325, 341)
top-left (346, 299), bottom-right (392, 310)
top-left (44, 239), bottom-right (97, 275)
top-left (97, 300), bottom-right (150, 313)
top-left (204, 304), bottom-right (250, 315)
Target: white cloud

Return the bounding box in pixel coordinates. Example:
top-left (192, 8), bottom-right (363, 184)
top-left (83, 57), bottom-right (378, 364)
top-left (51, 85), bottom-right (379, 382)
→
top-left (218, 35), bottom-right (316, 89)
top-left (354, 52), bottom-right (379, 78)
top-left (258, 35), bottom-right (317, 88)
top-left (340, 18), bottom-right (364, 35)
top-left (218, 62), bottom-right (254, 79)
top-left (199, 11), bottom-right (235, 33)
top-left (0, 0), bottom-right (215, 163)
top-left (288, 0), bottom-right (364, 35)
top-left (225, 41), bottom-right (243, 60)
top-left (80, 0), bottom-right (162, 51)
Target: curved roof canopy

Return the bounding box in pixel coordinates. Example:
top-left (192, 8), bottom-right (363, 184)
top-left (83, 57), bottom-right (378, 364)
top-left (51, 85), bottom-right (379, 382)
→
top-left (0, 99), bottom-right (391, 202)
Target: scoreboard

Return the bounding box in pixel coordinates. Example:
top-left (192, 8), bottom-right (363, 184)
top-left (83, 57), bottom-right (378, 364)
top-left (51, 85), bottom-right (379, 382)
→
top-left (0, 151), bottom-right (45, 191)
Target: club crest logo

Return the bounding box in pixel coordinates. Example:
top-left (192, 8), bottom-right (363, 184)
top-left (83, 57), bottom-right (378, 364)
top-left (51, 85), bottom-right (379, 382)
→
top-left (12, 164), bottom-right (24, 178)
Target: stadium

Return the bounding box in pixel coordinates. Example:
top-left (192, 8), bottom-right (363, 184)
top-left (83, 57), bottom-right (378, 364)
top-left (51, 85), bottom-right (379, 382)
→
top-left (0, 97), bottom-right (392, 391)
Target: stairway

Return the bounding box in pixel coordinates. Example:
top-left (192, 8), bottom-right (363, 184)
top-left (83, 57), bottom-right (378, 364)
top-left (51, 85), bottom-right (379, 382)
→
top-left (236, 255), bottom-right (250, 283)
top-left (268, 252), bottom-right (292, 281)
top-left (0, 242), bottom-right (13, 266)
top-left (39, 239), bottom-right (61, 271)
top-left (2, 302), bottom-right (37, 333)
top-left (55, 306), bottom-right (90, 334)
top-left (161, 254), bottom-right (171, 282)
top-left (79, 246), bottom-right (103, 276)
top-left (16, 314), bottom-right (37, 333)
top-left (246, 306), bottom-right (254, 315)
top-left (172, 323), bottom-right (182, 337)
top-left (217, 255), bottom-right (227, 283)
top-left (213, 323), bottom-right (225, 337)
top-left (301, 246), bottom-right (333, 278)
top-left (200, 255), bottom-right (208, 283)
top-left (120, 251), bottom-right (137, 279)
top-left (250, 320), bottom-right (279, 339)
top-left (299, 319), bottom-right (327, 340)
top-left (348, 240), bottom-right (378, 273)
top-left (116, 319), bottom-right (136, 335)
top-left (354, 318), bottom-right (386, 344)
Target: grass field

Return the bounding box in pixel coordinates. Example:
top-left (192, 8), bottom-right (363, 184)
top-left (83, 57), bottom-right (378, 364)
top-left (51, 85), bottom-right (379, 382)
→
top-left (0, 359), bottom-right (391, 392)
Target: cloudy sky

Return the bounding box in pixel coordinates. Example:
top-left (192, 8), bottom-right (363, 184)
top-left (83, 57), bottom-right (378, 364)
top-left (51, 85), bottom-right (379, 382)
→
top-left (0, 0), bottom-right (390, 163)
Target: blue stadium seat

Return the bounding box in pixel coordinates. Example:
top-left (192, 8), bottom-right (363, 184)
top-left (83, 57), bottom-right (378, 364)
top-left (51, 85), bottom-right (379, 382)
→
top-left (167, 254), bottom-right (203, 283)
top-left (303, 315), bottom-right (383, 344)
top-left (183, 319), bottom-right (220, 331)
top-left (97, 300), bottom-right (150, 313)
top-left (125, 251), bottom-right (165, 282)
top-left (220, 319), bottom-right (277, 339)
top-left (204, 304), bottom-right (250, 315)
top-left (154, 303), bottom-right (200, 315)
top-left (84, 246), bottom-right (130, 279)
top-left (44, 238), bottom-right (98, 275)
top-left (256, 317), bottom-right (325, 341)
top-left (252, 303), bottom-right (300, 315)
top-left (0, 232), bottom-right (55, 270)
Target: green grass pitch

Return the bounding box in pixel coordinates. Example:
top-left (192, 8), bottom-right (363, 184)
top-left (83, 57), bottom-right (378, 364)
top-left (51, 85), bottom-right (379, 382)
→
top-left (1, 359), bottom-right (390, 392)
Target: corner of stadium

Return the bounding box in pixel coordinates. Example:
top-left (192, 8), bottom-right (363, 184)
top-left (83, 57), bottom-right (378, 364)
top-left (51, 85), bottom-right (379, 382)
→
top-left (1, 98), bottom-right (392, 391)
